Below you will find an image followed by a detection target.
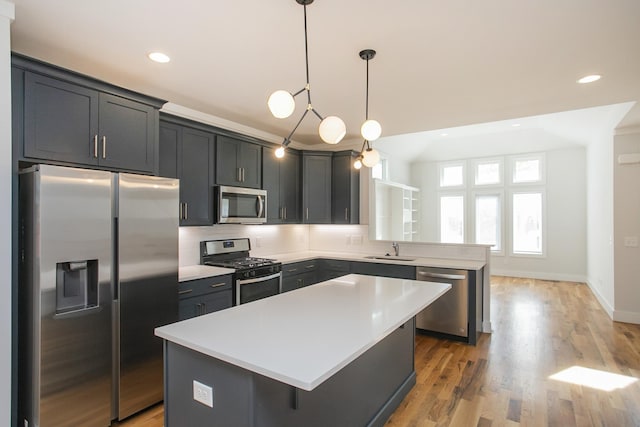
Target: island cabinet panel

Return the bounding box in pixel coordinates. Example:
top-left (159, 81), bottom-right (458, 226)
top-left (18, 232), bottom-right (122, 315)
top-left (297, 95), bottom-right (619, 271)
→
top-left (216, 135), bottom-right (262, 189)
top-left (177, 275), bottom-right (233, 320)
top-left (350, 261), bottom-right (416, 280)
top-left (302, 152), bottom-right (332, 223)
top-left (263, 147), bottom-right (300, 224)
top-left (331, 150), bottom-right (360, 224)
top-left (15, 55), bottom-right (165, 174)
top-left (163, 318), bottom-right (416, 427)
top-left (159, 119), bottom-right (215, 226)
top-left (281, 260), bottom-right (318, 292)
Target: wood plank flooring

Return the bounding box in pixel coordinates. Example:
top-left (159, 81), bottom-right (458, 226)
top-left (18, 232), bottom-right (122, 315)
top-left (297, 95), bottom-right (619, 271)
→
top-left (118, 276), bottom-right (640, 427)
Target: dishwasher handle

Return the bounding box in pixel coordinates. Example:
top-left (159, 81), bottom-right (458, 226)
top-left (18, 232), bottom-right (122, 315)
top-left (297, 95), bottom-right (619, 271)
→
top-left (417, 271), bottom-right (466, 281)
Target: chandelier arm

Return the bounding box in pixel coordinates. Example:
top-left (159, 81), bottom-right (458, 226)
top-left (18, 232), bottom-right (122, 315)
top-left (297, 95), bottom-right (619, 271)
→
top-left (292, 87), bottom-right (307, 97)
top-left (284, 109), bottom-right (310, 143)
top-left (303, 4), bottom-right (311, 86)
top-left (310, 107), bottom-right (324, 121)
top-left (365, 58), bottom-right (369, 120)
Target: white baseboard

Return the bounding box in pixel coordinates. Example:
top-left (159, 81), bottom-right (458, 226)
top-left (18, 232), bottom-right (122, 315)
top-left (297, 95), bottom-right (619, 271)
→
top-left (613, 310), bottom-right (640, 324)
top-left (491, 269), bottom-right (586, 283)
top-left (482, 320), bottom-right (492, 333)
top-left (585, 279), bottom-right (615, 319)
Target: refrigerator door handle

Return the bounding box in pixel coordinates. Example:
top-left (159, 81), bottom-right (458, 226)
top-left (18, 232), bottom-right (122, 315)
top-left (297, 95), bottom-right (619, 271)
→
top-left (52, 305), bottom-right (103, 320)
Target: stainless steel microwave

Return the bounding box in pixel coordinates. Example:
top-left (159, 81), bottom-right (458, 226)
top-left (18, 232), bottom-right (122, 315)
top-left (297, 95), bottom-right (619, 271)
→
top-left (215, 185), bottom-right (267, 224)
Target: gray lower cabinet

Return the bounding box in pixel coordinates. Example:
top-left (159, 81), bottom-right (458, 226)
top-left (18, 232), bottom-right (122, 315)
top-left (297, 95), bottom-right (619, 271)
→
top-left (178, 275), bottom-right (233, 320)
top-left (159, 118), bottom-right (215, 226)
top-left (14, 54), bottom-right (164, 173)
top-left (350, 261), bottom-right (416, 279)
top-left (281, 260), bottom-right (318, 292)
top-left (317, 259), bottom-right (351, 282)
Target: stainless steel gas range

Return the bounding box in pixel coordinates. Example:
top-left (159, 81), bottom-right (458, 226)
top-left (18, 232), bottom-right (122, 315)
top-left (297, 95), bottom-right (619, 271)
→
top-left (200, 238), bottom-right (282, 305)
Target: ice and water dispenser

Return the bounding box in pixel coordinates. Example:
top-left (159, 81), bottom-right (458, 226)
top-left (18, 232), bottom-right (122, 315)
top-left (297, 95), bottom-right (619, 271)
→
top-left (55, 260), bottom-right (99, 315)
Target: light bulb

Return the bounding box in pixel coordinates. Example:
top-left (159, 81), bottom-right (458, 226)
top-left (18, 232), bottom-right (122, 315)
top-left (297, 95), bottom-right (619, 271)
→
top-left (318, 116), bottom-right (346, 144)
top-left (362, 148), bottom-right (380, 167)
top-left (268, 90), bottom-right (295, 118)
top-left (361, 119), bottom-right (382, 141)
top-left (275, 146), bottom-right (285, 158)
top-left (353, 158), bottom-right (363, 169)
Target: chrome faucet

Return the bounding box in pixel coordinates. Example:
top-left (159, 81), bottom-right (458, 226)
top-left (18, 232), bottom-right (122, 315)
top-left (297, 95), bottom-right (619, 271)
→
top-left (392, 241), bottom-right (399, 256)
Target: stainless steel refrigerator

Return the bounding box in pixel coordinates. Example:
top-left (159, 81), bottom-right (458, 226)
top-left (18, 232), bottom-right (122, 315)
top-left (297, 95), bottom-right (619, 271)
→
top-left (19, 164), bottom-right (179, 426)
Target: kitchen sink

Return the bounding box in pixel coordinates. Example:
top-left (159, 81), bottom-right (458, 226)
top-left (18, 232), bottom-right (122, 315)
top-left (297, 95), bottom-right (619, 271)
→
top-left (364, 255), bottom-right (416, 262)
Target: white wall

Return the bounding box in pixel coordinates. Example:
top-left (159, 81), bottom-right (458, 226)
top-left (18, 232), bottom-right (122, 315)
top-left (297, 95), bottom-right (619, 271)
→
top-left (0, 2), bottom-right (14, 425)
top-left (613, 130), bottom-right (640, 323)
top-left (586, 134), bottom-right (615, 317)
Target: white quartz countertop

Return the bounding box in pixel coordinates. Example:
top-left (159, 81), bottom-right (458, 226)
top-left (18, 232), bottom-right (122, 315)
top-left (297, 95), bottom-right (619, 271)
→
top-left (268, 250), bottom-right (486, 271)
top-left (179, 265), bottom-right (235, 282)
top-left (156, 274), bottom-right (450, 391)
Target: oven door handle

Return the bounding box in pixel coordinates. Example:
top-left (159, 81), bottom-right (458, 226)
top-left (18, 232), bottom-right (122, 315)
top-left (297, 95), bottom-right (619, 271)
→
top-left (236, 272), bottom-right (282, 286)
top-left (256, 195), bottom-right (265, 219)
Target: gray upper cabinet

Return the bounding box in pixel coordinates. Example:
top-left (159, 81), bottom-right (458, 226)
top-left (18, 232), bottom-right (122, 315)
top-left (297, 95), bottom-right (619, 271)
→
top-left (216, 135), bottom-right (262, 189)
top-left (159, 118), bottom-right (215, 226)
top-left (14, 54), bottom-right (165, 174)
top-left (331, 150), bottom-right (360, 224)
top-left (302, 151), bottom-right (332, 224)
top-left (263, 147), bottom-right (300, 224)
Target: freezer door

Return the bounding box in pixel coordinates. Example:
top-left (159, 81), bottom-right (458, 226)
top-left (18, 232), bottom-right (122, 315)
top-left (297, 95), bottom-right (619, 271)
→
top-left (115, 173), bottom-right (179, 420)
top-left (20, 165), bottom-right (113, 427)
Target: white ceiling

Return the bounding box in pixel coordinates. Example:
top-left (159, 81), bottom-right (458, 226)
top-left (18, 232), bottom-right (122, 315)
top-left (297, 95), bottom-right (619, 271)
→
top-left (9, 0), bottom-right (640, 151)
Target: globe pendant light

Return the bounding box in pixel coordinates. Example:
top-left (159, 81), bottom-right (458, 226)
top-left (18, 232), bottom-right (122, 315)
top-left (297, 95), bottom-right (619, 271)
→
top-left (354, 49), bottom-right (381, 169)
top-left (268, 0), bottom-right (346, 157)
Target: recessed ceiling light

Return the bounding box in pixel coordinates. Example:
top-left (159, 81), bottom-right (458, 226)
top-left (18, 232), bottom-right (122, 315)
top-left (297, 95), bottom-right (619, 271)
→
top-left (440, 133), bottom-right (448, 137)
top-left (512, 123), bottom-right (521, 127)
top-left (148, 52), bottom-right (170, 63)
top-left (577, 74), bottom-right (601, 84)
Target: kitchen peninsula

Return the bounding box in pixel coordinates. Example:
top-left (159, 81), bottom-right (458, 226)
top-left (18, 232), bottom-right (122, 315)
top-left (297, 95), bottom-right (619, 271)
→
top-left (155, 274), bottom-right (450, 427)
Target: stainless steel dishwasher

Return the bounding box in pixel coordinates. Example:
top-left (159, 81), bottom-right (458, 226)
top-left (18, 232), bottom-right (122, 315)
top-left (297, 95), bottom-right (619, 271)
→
top-left (415, 267), bottom-right (468, 338)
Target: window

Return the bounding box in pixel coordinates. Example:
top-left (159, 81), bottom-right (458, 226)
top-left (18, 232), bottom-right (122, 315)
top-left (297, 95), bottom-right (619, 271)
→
top-left (511, 154), bottom-right (544, 184)
top-left (512, 192), bottom-right (543, 254)
top-left (474, 159), bottom-right (502, 186)
top-left (439, 162), bottom-right (465, 187)
top-left (475, 193), bottom-right (501, 251)
top-left (371, 157), bottom-right (388, 180)
top-left (439, 195), bottom-right (464, 243)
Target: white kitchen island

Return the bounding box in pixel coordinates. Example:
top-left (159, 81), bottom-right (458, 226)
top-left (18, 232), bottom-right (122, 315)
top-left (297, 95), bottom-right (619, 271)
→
top-left (155, 274), bottom-right (450, 427)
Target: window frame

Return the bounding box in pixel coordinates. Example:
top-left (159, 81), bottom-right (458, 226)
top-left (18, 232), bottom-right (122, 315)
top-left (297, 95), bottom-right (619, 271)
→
top-left (437, 191), bottom-right (466, 244)
top-left (438, 160), bottom-right (466, 189)
top-left (471, 189), bottom-right (504, 255)
top-left (509, 153), bottom-right (546, 185)
top-left (472, 157), bottom-right (503, 188)
top-left (509, 188), bottom-right (546, 257)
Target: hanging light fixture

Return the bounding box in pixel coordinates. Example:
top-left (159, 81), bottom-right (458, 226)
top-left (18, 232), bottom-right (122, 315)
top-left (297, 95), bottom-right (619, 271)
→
top-left (268, 0), bottom-right (346, 157)
top-left (354, 49), bottom-right (381, 169)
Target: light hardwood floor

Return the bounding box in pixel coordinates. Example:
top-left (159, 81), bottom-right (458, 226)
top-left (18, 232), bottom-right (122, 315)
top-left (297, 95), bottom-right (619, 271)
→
top-left (118, 276), bottom-right (640, 427)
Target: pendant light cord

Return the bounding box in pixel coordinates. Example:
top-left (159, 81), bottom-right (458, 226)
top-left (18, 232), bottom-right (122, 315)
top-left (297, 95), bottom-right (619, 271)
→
top-left (303, 4), bottom-right (312, 107)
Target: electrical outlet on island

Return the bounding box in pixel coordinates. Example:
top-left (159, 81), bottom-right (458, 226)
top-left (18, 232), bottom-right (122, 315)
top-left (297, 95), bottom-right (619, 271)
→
top-left (193, 380), bottom-right (213, 408)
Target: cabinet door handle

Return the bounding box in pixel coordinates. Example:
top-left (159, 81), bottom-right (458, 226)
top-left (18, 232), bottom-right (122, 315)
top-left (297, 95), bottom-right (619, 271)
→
top-left (305, 265), bottom-right (315, 269)
top-left (201, 302), bottom-right (206, 314)
top-left (241, 168), bottom-right (245, 182)
top-left (101, 136), bottom-right (107, 159)
top-left (237, 168), bottom-right (241, 182)
top-left (306, 208), bottom-right (309, 220)
top-left (284, 206), bottom-right (287, 220)
top-left (287, 268), bottom-right (298, 273)
top-left (196, 303), bottom-right (202, 315)
top-left (178, 289), bottom-right (193, 295)
top-left (210, 282), bottom-right (227, 289)
top-left (345, 208), bottom-right (348, 221)
top-left (279, 207), bottom-right (283, 220)
top-left (179, 203), bottom-right (183, 220)
top-left (93, 135), bottom-right (98, 158)
top-left (184, 202), bottom-right (188, 220)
